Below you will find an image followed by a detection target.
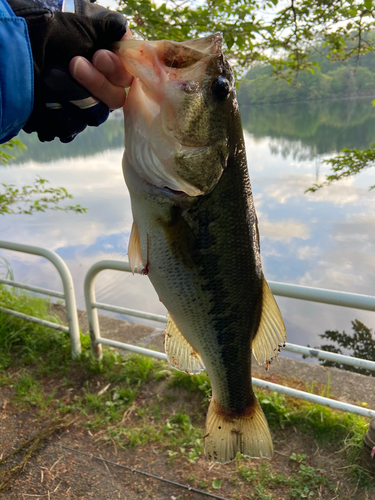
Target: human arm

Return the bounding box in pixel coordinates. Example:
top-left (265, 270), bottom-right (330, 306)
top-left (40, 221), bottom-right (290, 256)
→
top-left (0, 0), bottom-right (33, 143)
top-left (2, 0), bottom-right (129, 144)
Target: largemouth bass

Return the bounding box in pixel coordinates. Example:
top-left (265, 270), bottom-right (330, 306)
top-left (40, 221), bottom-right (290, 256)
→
top-left (114, 34), bottom-right (286, 464)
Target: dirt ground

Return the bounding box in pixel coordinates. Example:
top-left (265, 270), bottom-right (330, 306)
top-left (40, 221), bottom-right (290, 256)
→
top-left (0, 308), bottom-right (374, 500)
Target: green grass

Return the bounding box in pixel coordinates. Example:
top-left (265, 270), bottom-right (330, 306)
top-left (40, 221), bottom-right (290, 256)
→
top-left (259, 390), bottom-right (367, 445)
top-left (234, 455), bottom-right (336, 499)
top-left (11, 371), bottom-right (54, 410)
top-left (0, 284), bottom-right (72, 373)
top-left (163, 412), bottom-right (204, 463)
top-left (167, 368), bottom-right (211, 401)
top-left (69, 383), bottom-right (139, 427)
top-left (0, 284), bottom-right (166, 419)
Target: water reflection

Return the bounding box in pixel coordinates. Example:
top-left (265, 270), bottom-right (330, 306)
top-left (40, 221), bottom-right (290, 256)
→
top-left (1, 99), bottom-right (375, 356)
top-left (240, 97), bottom-right (375, 157)
top-left (8, 112), bottom-right (124, 164)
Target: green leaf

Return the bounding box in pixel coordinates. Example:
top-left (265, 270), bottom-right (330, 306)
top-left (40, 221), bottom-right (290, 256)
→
top-left (226, 32), bottom-right (235, 51)
top-left (1, 175), bottom-right (88, 216)
top-left (120, 7), bottom-right (133, 15)
top-left (364, 0), bottom-right (372, 10)
top-left (212, 478), bottom-right (222, 489)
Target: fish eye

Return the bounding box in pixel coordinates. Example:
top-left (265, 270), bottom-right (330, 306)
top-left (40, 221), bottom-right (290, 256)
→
top-left (211, 76), bottom-right (230, 101)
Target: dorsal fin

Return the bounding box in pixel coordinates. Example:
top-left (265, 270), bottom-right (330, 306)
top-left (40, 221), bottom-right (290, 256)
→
top-left (165, 314), bottom-right (205, 374)
top-left (252, 276), bottom-right (287, 366)
top-left (128, 221), bottom-right (143, 274)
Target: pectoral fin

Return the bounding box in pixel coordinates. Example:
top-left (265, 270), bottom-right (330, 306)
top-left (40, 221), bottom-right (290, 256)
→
top-left (165, 314), bottom-right (205, 373)
top-left (252, 276), bottom-right (287, 366)
top-left (128, 221), bottom-right (143, 274)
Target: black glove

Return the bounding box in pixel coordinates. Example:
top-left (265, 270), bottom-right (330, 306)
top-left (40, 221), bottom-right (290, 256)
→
top-left (8, 0), bottom-right (127, 142)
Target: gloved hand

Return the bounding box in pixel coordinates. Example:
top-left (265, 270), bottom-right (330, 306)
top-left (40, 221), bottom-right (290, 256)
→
top-left (8, 0), bottom-right (127, 142)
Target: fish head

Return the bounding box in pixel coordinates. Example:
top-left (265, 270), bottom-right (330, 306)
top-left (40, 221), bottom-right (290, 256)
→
top-left (114, 34), bottom-right (237, 197)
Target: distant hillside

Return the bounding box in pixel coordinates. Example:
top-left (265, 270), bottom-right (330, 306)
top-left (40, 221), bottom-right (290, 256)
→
top-left (238, 46), bottom-right (375, 105)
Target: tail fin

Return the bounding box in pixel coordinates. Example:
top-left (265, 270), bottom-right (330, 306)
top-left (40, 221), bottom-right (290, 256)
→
top-left (204, 397), bottom-right (273, 464)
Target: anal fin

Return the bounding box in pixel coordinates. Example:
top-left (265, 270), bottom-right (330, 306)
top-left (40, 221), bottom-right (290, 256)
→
top-left (128, 221), bottom-right (143, 274)
top-left (165, 314), bottom-right (205, 373)
top-left (252, 276), bottom-right (287, 366)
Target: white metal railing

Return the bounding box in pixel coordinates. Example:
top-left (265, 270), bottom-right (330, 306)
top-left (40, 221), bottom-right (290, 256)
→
top-left (84, 259), bottom-right (375, 419)
top-left (0, 243), bottom-right (374, 418)
top-left (269, 281), bottom-right (375, 312)
top-left (83, 259), bottom-right (167, 358)
top-left (0, 240), bottom-right (81, 359)
top-left (268, 281), bottom-right (375, 372)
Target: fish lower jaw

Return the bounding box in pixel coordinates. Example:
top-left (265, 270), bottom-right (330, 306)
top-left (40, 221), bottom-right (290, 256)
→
top-left (124, 153), bottom-right (200, 200)
top-left (143, 174), bottom-right (203, 198)
top-left (158, 185), bottom-right (192, 196)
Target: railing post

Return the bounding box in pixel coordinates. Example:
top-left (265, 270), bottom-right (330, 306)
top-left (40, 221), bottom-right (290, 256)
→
top-left (83, 260), bottom-right (141, 360)
top-left (83, 263), bottom-right (103, 360)
top-left (0, 240), bottom-right (81, 359)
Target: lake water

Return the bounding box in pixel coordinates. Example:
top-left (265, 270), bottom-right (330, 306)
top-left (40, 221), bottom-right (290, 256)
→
top-left (1, 98), bottom-right (375, 357)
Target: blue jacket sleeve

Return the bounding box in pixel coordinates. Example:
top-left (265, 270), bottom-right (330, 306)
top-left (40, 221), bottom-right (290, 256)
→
top-left (0, 0), bottom-right (33, 144)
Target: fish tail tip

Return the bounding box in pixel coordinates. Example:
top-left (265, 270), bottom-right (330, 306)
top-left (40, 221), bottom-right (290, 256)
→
top-left (204, 397), bottom-right (273, 464)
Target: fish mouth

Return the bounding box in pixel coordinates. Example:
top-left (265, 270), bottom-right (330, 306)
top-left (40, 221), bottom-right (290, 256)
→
top-left (113, 33), bottom-right (223, 81)
top-left (113, 33), bottom-right (226, 122)
top-left (116, 34), bottom-right (230, 197)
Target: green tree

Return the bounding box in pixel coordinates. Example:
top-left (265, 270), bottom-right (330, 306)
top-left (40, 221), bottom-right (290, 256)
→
top-left (118, 0), bottom-right (375, 189)
top-left (0, 141), bottom-right (87, 215)
top-left (0, 178), bottom-right (87, 216)
top-left (120, 0), bottom-right (375, 77)
top-left (306, 143), bottom-right (375, 192)
top-left (318, 320), bottom-right (375, 376)
top-left (0, 139), bottom-right (25, 164)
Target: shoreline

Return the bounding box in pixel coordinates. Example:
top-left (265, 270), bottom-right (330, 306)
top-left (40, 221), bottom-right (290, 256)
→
top-left (238, 93), bottom-right (375, 108)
